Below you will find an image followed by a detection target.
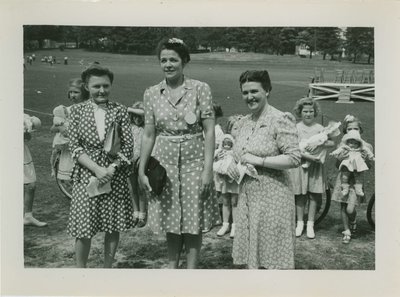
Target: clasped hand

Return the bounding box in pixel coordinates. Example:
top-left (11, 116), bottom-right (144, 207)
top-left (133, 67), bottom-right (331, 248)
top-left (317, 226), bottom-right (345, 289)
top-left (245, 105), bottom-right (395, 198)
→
top-left (95, 165), bottom-right (115, 185)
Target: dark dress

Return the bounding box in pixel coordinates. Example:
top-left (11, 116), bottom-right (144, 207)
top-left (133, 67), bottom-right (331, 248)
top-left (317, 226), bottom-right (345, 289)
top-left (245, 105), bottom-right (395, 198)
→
top-left (67, 99), bottom-right (134, 238)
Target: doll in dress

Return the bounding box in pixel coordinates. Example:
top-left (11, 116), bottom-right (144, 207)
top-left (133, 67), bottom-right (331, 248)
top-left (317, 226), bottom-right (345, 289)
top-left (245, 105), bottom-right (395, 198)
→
top-left (299, 121), bottom-right (341, 168)
top-left (330, 129), bottom-right (375, 197)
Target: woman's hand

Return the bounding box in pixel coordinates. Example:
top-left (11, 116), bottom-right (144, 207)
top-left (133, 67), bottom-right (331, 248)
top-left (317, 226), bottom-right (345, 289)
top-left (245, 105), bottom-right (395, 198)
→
top-left (227, 161), bottom-right (240, 182)
top-left (200, 170), bottom-right (213, 199)
top-left (138, 173), bottom-right (152, 194)
top-left (240, 153), bottom-right (262, 166)
top-left (94, 166), bottom-right (114, 185)
top-left (336, 148), bottom-right (349, 161)
top-left (216, 149), bottom-right (227, 160)
top-left (305, 142), bottom-right (319, 153)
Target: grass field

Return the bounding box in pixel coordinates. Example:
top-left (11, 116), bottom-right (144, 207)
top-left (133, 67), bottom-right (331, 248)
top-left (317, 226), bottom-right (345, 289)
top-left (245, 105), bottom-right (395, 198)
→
top-left (24, 49), bottom-right (375, 269)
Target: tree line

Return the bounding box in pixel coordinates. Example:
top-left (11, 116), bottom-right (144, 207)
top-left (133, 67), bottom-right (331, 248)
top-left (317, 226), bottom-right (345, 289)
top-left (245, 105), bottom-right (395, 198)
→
top-left (23, 26), bottom-right (374, 64)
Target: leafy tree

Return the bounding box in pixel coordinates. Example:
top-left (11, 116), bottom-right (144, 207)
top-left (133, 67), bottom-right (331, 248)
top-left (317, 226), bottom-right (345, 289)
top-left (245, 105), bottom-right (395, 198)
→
top-left (345, 27), bottom-right (374, 64)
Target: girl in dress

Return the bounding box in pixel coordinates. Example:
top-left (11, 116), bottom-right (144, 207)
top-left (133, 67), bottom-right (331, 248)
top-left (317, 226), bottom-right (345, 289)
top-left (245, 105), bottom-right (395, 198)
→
top-left (24, 114), bottom-right (47, 227)
top-left (330, 130), bottom-right (374, 197)
top-left (331, 115), bottom-right (374, 243)
top-left (291, 97), bottom-right (335, 239)
top-left (50, 78), bottom-right (89, 181)
top-left (128, 101), bottom-right (147, 227)
top-left (214, 134), bottom-right (239, 238)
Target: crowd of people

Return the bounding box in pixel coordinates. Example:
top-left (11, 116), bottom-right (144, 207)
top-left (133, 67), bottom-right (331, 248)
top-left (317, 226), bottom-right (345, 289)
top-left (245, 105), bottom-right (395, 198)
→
top-left (24, 37), bottom-right (374, 269)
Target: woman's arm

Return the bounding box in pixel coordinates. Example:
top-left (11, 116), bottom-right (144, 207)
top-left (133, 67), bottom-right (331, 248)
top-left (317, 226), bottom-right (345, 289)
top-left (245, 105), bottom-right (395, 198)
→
top-left (200, 118), bottom-right (215, 198)
top-left (138, 124), bottom-right (156, 192)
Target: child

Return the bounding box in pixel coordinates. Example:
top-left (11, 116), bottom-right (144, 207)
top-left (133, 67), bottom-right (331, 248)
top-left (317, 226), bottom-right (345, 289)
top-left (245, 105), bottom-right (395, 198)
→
top-left (128, 101), bottom-right (147, 227)
top-left (331, 115), bottom-right (374, 243)
top-left (50, 78), bottom-right (89, 180)
top-left (330, 130), bottom-right (374, 197)
top-left (291, 97), bottom-right (335, 239)
top-left (24, 114), bottom-right (47, 227)
top-left (213, 134), bottom-right (239, 238)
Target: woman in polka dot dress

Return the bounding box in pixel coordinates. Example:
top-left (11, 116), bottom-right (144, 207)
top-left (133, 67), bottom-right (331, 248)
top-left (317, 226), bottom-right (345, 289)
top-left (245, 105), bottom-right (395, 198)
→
top-left (227, 70), bottom-right (301, 269)
top-left (67, 64), bottom-right (134, 268)
top-left (138, 38), bottom-right (220, 269)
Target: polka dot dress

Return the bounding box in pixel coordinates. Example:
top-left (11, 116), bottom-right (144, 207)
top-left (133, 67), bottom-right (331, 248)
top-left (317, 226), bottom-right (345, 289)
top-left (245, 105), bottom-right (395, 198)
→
top-left (231, 106), bottom-right (301, 269)
top-left (143, 77), bottom-right (221, 235)
top-left (67, 100), bottom-right (135, 238)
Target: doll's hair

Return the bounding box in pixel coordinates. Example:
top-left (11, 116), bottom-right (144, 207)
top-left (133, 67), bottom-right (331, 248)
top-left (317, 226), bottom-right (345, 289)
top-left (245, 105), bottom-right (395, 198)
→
top-left (239, 70), bottom-right (272, 92)
top-left (156, 37), bottom-right (191, 65)
top-left (342, 114), bottom-right (364, 134)
top-left (293, 97), bottom-right (321, 118)
top-left (67, 78), bottom-right (89, 101)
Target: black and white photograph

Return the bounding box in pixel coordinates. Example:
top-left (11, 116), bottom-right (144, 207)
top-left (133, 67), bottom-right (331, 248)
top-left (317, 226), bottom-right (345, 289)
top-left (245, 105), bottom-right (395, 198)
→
top-left (1, 0), bottom-right (400, 296)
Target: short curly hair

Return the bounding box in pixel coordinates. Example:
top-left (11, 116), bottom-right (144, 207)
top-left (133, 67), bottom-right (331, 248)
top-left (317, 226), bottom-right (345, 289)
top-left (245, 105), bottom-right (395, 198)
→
top-left (213, 103), bottom-right (223, 118)
top-left (293, 97), bottom-right (321, 119)
top-left (239, 70), bottom-right (272, 92)
top-left (342, 114), bottom-right (363, 134)
top-left (156, 37), bottom-right (191, 65)
top-left (81, 63), bottom-right (114, 84)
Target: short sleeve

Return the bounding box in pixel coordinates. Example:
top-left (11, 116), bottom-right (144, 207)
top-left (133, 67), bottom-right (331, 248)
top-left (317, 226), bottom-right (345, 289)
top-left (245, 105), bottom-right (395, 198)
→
top-left (198, 82), bottom-right (214, 120)
top-left (68, 104), bottom-right (85, 162)
top-left (274, 113), bottom-right (301, 166)
top-left (143, 88), bottom-right (155, 125)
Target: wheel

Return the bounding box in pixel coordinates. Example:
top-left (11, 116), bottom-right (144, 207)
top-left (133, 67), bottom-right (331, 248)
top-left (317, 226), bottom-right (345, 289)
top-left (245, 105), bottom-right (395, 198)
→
top-left (315, 187), bottom-right (331, 225)
top-left (54, 156), bottom-right (72, 200)
top-left (366, 193), bottom-right (375, 229)
top-left (300, 187), bottom-right (331, 226)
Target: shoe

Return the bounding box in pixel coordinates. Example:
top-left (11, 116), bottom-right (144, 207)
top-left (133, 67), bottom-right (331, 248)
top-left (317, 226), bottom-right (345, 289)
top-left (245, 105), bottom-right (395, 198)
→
top-left (354, 184), bottom-right (364, 196)
top-left (137, 212), bottom-right (147, 228)
top-left (342, 230), bottom-right (351, 244)
top-left (217, 223), bottom-right (230, 237)
top-left (24, 216), bottom-right (47, 227)
top-left (306, 221), bottom-right (315, 239)
top-left (229, 224), bottom-right (235, 239)
top-left (295, 221), bottom-right (304, 237)
top-left (349, 220), bottom-right (357, 233)
top-left (341, 183), bottom-right (350, 196)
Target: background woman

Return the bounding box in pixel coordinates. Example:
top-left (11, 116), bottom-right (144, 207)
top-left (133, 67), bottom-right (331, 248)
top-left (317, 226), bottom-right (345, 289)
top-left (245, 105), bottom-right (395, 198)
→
top-left (50, 78), bottom-right (89, 184)
top-left (227, 70), bottom-right (301, 269)
top-left (138, 38), bottom-right (220, 269)
top-left (67, 64), bottom-right (134, 268)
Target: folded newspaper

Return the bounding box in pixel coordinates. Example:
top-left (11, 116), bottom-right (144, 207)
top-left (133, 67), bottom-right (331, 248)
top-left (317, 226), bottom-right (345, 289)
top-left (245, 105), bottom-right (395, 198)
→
top-left (86, 176), bottom-right (112, 198)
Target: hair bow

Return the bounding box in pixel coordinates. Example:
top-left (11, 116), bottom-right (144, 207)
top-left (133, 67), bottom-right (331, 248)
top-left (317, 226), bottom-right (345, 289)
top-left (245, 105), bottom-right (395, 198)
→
top-left (344, 114), bottom-right (355, 122)
top-left (168, 38), bottom-right (184, 44)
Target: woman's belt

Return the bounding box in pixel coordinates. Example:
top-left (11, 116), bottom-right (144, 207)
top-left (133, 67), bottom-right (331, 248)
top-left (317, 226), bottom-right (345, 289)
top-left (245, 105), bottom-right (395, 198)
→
top-left (157, 132), bottom-right (203, 143)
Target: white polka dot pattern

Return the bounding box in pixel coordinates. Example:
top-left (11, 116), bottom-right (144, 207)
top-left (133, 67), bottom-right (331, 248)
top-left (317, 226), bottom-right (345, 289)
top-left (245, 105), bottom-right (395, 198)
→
top-left (143, 78), bottom-right (220, 235)
top-left (67, 100), bottom-right (135, 238)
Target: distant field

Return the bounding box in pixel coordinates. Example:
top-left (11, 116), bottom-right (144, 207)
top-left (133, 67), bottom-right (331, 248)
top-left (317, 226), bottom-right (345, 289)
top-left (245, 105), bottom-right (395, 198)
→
top-left (23, 49), bottom-right (375, 269)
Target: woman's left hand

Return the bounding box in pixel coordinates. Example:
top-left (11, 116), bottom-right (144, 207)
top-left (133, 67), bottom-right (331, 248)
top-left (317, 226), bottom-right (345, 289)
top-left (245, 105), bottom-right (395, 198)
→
top-left (240, 153), bottom-right (262, 166)
top-left (200, 170), bottom-right (213, 199)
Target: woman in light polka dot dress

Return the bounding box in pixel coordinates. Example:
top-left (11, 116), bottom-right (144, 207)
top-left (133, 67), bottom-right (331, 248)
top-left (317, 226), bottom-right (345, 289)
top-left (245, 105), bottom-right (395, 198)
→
top-left (227, 70), bottom-right (301, 269)
top-left (67, 64), bottom-right (134, 268)
top-left (138, 38), bottom-right (220, 269)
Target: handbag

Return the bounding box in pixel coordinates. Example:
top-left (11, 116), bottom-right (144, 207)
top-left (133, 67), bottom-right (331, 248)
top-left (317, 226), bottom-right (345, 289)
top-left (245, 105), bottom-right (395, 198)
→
top-left (104, 121), bottom-right (121, 157)
top-left (136, 156), bottom-right (167, 196)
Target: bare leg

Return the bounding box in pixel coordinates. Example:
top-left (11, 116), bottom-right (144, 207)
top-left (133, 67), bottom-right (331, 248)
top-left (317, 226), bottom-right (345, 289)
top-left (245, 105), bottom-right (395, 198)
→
top-left (24, 182), bottom-right (47, 227)
top-left (341, 169), bottom-right (350, 196)
top-left (166, 233), bottom-right (183, 269)
top-left (217, 193), bottom-right (231, 236)
top-left (308, 192), bottom-right (321, 222)
top-left (75, 237), bottom-right (91, 268)
top-left (230, 194), bottom-right (238, 238)
top-left (104, 231), bottom-right (119, 268)
top-left (295, 194), bottom-right (307, 236)
top-left (183, 233), bottom-right (202, 269)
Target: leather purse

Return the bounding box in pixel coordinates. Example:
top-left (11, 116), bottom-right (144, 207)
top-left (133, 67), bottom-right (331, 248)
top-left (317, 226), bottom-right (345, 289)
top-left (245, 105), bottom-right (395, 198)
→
top-left (104, 122), bottom-right (121, 157)
top-left (136, 157), bottom-right (167, 196)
